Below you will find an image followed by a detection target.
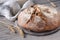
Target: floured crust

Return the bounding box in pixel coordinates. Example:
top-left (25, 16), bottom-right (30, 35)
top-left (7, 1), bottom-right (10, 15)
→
top-left (18, 4), bottom-right (60, 32)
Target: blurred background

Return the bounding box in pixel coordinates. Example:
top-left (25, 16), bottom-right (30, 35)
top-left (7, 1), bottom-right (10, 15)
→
top-left (0, 0), bottom-right (60, 40)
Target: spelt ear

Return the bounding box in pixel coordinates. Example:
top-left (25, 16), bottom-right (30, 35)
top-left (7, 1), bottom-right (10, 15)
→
top-left (21, 0), bottom-right (34, 10)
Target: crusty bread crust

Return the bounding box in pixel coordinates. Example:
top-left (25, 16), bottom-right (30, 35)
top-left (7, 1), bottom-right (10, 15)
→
top-left (18, 4), bottom-right (60, 32)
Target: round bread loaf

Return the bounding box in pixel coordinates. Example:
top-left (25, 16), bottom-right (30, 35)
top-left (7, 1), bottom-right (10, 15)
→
top-left (18, 4), bottom-right (60, 32)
